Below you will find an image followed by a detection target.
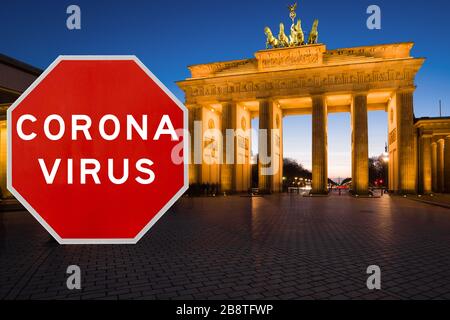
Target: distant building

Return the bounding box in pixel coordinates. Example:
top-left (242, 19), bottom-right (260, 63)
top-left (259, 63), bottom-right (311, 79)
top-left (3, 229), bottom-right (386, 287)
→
top-left (0, 54), bottom-right (41, 198)
top-left (415, 117), bottom-right (450, 194)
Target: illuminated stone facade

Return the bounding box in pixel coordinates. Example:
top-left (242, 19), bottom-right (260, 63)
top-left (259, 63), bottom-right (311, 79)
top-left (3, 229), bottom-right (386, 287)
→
top-left (416, 117), bottom-right (450, 194)
top-left (0, 54), bottom-right (40, 198)
top-left (178, 42), bottom-right (432, 194)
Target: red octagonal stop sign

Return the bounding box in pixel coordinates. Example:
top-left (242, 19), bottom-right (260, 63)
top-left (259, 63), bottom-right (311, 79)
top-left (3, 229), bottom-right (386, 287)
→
top-left (7, 56), bottom-right (188, 244)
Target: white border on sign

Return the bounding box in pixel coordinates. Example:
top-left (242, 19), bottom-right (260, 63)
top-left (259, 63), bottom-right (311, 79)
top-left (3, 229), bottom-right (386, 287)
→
top-left (7, 55), bottom-right (189, 245)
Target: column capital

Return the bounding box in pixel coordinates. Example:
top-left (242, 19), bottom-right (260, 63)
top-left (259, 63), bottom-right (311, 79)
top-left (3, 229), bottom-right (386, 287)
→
top-left (396, 86), bottom-right (416, 94)
top-left (351, 90), bottom-right (369, 97)
top-left (432, 136), bottom-right (445, 143)
top-left (219, 100), bottom-right (238, 107)
top-left (309, 91), bottom-right (326, 98)
top-left (311, 94), bottom-right (326, 106)
top-left (256, 98), bottom-right (274, 104)
top-left (418, 128), bottom-right (433, 138)
top-left (255, 95), bottom-right (273, 102)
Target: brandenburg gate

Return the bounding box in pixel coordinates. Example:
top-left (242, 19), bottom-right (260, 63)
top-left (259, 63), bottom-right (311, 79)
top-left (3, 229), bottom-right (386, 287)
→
top-left (178, 35), bottom-right (430, 195)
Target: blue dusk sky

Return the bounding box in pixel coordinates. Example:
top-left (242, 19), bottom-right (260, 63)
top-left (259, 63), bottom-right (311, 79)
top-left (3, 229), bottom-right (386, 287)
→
top-left (2, 0), bottom-right (450, 179)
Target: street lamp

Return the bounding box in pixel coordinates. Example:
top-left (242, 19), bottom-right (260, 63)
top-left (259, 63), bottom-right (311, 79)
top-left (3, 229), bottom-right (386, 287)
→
top-left (382, 142), bottom-right (389, 162)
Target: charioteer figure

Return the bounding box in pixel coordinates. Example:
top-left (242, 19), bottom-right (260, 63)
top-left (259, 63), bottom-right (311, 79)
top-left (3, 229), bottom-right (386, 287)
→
top-left (264, 1), bottom-right (319, 49)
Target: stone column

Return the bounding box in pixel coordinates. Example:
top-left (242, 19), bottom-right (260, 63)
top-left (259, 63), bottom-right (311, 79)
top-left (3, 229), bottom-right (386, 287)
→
top-left (188, 106), bottom-right (203, 185)
top-left (431, 142), bottom-right (438, 192)
top-left (351, 93), bottom-right (369, 195)
top-left (271, 106), bottom-right (283, 193)
top-left (396, 88), bottom-right (417, 194)
top-left (221, 102), bottom-right (236, 193)
top-left (311, 94), bottom-right (328, 194)
top-left (419, 134), bottom-right (433, 194)
top-left (445, 136), bottom-right (450, 193)
top-left (258, 99), bottom-right (273, 193)
top-left (437, 139), bottom-right (445, 192)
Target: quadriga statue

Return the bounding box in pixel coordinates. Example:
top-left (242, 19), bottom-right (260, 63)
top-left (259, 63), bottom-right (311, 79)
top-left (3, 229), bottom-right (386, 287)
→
top-left (308, 19), bottom-right (319, 44)
top-left (289, 20), bottom-right (305, 46)
top-left (264, 27), bottom-right (279, 49)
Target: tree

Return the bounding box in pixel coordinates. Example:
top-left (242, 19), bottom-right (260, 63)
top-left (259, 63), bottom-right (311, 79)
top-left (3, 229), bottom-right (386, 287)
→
top-left (282, 158), bottom-right (312, 191)
top-left (252, 157), bottom-right (313, 190)
top-left (283, 158), bottom-right (312, 180)
top-left (341, 177), bottom-right (352, 186)
top-left (368, 155), bottom-right (388, 187)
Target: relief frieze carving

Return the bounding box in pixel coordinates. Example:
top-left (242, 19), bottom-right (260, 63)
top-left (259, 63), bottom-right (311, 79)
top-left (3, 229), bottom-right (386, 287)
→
top-left (186, 68), bottom-right (415, 99)
top-left (327, 43), bottom-right (413, 60)
top-left (389, 128), bottom-right (397, 145)
top-left (255, 45), bottom-right (325, 71)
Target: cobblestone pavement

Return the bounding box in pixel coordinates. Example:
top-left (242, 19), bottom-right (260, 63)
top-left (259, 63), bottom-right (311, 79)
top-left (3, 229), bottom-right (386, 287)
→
top-left (1, 194), bottom-right (450, 300)
top-left (407, 194), bottom-right (450, 209)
